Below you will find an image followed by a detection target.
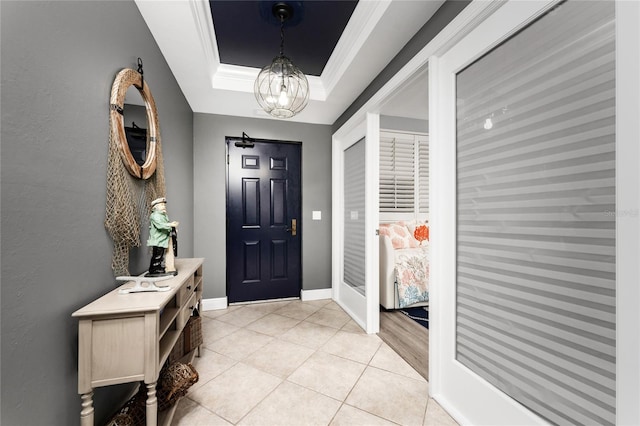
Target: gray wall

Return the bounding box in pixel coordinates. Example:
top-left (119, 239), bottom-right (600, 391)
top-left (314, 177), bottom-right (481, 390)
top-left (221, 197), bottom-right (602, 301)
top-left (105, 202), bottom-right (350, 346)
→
top-left (1, 1), bottom-right (193, 424)
top-left (194, 114), bottom-right (333, 299)
top-left (380, 115), bottom-right (429, 134)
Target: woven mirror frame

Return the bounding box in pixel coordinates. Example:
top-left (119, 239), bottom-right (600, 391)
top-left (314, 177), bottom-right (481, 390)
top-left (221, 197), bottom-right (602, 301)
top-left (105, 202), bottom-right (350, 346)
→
top-left (109, 68), bottom-right (158, 179)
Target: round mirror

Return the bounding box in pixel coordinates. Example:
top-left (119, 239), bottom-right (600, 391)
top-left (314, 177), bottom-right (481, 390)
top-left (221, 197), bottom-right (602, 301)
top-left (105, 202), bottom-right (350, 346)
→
top-left (109, 68), bottom-right (158, 179)
top-left (123, 86), bottom-right (148, 167)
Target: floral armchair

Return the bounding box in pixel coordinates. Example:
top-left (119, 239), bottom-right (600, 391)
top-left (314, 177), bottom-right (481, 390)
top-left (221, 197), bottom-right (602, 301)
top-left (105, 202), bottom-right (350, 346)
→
top-left (379, 221), bottom-right (429, 309)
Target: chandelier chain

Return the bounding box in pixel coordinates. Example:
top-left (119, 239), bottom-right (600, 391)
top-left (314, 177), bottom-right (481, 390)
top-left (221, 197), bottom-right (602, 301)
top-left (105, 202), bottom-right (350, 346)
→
top-left (279, 19), bottom-right (285, 56)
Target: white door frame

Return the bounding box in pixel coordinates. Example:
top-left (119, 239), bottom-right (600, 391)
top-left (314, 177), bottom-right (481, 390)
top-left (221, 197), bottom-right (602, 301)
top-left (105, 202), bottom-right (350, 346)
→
top-left (613, 2), bottom-right (640, 424)
top-left (332, 0), bottom-right (640, 423)
top-left (430, 1), bottom-right (640, 425)
top-left (332, 113), bottom-right (380, 334)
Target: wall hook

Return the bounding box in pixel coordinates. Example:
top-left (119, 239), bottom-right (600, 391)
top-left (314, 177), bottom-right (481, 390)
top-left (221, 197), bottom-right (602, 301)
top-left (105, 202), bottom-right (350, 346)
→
top-left (137, 57), bottom-right (144, 89)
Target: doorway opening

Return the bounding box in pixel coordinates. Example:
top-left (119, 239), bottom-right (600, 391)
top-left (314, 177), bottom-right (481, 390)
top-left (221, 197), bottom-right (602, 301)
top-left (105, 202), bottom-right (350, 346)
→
top-left (376, 68), bottom-right (430, 380)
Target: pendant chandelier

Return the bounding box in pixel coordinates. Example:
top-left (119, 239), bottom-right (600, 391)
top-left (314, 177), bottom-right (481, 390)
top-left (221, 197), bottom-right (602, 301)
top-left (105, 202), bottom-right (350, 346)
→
top-left (254, 2), bottom-right (309, 119)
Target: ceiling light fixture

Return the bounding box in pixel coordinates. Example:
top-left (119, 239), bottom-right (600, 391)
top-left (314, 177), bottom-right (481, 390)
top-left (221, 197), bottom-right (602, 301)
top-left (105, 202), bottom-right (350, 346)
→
top-left (254, 2), bottom-right (309, 119)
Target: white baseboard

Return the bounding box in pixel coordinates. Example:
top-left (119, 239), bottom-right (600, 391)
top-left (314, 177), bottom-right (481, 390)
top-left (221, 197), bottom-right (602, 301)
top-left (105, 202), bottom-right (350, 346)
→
top-left (202, 297), bottom-right (228, 311)
top-left (300, 288), bottom-right (333, 301)
top-left (203, 290), bottom-right (331, 309)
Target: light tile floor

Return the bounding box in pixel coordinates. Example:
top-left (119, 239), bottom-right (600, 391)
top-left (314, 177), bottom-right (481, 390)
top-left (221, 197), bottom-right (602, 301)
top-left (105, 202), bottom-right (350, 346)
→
top-left (172, 299), bottom-right (458, 426)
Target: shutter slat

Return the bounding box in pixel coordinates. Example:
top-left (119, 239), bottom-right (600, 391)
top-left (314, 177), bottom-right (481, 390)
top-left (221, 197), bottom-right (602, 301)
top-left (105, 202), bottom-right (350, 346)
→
top-left (379, 132), bottom-right (428, 215)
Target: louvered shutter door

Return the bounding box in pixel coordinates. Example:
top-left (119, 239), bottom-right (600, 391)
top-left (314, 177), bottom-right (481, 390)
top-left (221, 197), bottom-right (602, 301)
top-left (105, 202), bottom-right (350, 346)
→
top-left (417, 135), bottom-right (429, 215)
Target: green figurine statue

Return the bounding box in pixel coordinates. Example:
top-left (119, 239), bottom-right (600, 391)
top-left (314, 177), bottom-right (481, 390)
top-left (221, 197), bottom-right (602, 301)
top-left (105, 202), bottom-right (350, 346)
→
top-left (146, 197), bottom-right (179, 277)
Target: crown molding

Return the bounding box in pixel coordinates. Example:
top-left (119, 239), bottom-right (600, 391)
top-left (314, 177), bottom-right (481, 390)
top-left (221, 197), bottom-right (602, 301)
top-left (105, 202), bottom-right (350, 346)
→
top-left (211, 64), bottom-right (326, 101)
top-left (320, 0), bottom-right (392, 97)
top-left (189, 0), bottom-right (220, 81)
top-left (211, 64), bottom-right (259, 92)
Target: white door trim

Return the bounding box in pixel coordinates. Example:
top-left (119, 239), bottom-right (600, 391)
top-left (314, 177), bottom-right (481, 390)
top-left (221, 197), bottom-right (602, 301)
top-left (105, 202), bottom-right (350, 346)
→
top-left (332, 113), bottom-right (380, 334)
top-left (614, 1), bottom-right (640, 424)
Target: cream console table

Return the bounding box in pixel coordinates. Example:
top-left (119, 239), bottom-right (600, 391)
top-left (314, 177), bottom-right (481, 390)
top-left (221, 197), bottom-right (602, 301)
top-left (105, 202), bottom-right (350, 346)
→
top-left (72, 258), bottom-right (204, 426)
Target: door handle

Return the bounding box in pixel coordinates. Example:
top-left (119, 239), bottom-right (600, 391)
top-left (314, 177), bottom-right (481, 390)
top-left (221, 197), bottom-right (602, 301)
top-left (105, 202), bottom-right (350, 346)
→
top-left (285, 219), bottom-right (297, 236)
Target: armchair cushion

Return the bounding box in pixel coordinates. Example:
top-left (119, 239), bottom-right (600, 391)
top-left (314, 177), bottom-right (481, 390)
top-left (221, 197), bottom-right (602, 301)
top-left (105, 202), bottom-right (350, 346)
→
top-left (379, 223), bottom-right (420, 249)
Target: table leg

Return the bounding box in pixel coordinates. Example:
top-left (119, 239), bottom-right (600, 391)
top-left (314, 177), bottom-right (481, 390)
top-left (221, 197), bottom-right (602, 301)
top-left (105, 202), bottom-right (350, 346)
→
top-left (146, 382), bottom-right (158, 426)
top-left (80, 391), bottom-right (94, 426)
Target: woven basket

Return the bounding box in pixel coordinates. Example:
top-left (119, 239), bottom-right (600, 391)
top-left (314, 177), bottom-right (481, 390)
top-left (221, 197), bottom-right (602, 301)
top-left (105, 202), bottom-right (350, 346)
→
top-left (157, 362), bottom-right (199, 411)
top-left (183, 310), bottom-right (203, 354)
top-left (105, 386), bottom-right (146, 426)
top-left (104, 360), bottom-right (199, 423)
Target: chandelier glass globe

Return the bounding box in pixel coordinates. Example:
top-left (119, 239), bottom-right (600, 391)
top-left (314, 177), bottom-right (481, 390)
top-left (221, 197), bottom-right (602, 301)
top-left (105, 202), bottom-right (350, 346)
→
top-left (254, 2), bottom-right (309, 119)
top-left (255, 55), bottom-right (309, 119)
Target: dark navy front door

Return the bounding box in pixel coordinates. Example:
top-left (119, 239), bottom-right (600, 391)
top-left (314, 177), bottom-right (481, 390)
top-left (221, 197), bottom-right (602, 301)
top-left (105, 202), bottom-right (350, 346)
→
top-left (226, 138), bottom-right (302, 303)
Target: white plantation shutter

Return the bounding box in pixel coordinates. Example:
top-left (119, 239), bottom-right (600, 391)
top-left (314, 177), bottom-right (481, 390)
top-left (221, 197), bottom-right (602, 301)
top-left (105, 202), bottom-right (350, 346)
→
top-left (455, 1), bottom-right (615, 425)
top-left (417, 135), bottom-right (429, 214)
top-left (379, 132), bottom-right (415, 212)
top-left (379, 131), bottom-right (428, 215)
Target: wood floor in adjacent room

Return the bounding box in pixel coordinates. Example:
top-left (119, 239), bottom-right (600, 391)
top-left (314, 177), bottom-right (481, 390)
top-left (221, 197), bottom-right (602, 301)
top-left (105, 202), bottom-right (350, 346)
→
top-left (378, 309), bottom-right (429, 381)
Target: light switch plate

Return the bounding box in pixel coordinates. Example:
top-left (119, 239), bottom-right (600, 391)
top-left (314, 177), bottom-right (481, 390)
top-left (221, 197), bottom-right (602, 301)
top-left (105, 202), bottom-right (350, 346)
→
top-left (312, 211), bottom-right (322, 220)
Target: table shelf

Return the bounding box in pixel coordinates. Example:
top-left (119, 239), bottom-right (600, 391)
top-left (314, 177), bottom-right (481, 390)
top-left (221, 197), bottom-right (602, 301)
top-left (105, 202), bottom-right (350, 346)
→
top-left (73, 258), bottom-right (204, 426)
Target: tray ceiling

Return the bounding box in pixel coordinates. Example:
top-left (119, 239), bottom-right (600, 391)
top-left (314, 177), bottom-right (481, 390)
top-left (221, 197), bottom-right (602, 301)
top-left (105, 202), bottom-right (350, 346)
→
top-left (135, 0), bottom-right (442, 124)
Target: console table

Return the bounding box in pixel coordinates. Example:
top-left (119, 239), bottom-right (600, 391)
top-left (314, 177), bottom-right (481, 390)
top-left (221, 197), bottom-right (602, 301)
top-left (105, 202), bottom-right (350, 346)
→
top-left (72, 258), bottom-right (204, 426)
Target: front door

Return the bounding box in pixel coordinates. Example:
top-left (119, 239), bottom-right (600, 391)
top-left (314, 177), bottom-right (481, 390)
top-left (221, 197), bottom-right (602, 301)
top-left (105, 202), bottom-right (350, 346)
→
top-left (226, 137), bottom-right (302, 303)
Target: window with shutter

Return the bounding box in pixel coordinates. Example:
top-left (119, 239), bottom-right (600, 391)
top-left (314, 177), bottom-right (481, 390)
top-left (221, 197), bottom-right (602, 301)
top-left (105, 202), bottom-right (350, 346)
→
top-left (379, 130), bottom-right (428, 221)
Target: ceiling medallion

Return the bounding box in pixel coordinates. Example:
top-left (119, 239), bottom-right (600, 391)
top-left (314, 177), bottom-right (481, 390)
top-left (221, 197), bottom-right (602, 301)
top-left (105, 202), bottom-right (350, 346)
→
top-left (254, 2), bottom-right (310, 119)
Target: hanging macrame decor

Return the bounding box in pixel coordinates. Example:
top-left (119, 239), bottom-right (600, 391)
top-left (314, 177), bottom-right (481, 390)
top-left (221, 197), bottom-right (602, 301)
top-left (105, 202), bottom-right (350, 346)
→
top-left (105, 58), bottom-right (166, 276)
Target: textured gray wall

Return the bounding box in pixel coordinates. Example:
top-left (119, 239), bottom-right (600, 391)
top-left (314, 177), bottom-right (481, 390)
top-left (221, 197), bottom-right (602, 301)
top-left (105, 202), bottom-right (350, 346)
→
top-left (194, 114), bottom-right (333, 299)
top-left (1, 1), bottom-right (193, 424)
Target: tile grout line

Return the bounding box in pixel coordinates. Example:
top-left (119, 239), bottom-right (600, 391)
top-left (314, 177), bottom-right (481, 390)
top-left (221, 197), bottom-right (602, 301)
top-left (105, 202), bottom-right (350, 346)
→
top-left (179, 300), bottom-right (440, 425)
top-left (233, 374), bottom-right (287, 425)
